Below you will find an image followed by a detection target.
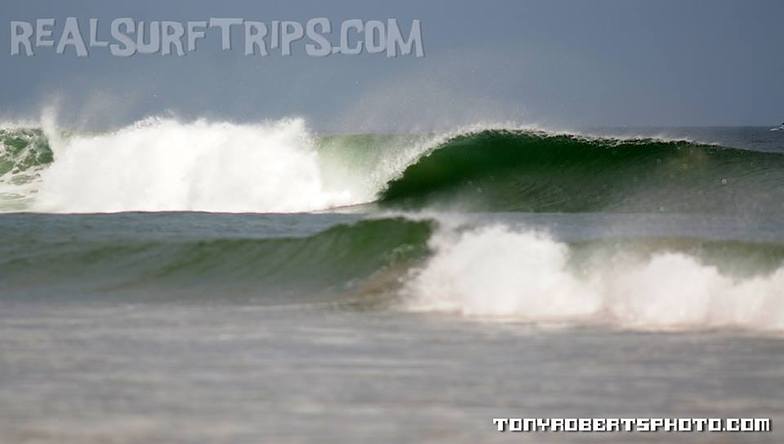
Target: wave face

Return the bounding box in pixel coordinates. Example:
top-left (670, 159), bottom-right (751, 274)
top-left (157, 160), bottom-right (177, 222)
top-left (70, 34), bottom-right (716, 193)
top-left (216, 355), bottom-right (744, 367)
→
top-left (0, 216), bottom-right (432, 303)
top-left (379, 130), bottom-right (784, 213)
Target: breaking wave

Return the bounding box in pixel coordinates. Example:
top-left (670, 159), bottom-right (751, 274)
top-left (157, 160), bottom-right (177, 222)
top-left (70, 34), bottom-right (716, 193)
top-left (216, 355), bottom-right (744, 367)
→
top-left (3, 211), bottom-right (784, 333)
top-left (3, 118), bottom-right (784, 214)
top-left (403, 223), bottom-right (784, 333)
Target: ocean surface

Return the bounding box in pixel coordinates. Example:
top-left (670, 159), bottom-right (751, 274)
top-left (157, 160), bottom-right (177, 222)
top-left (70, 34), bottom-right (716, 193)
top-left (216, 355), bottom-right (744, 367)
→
top-left (1, 121), bottom-right (783, 443)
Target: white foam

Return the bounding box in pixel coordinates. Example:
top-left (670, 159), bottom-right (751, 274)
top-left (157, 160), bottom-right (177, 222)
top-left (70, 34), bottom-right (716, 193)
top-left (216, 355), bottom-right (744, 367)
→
top-left (34, 118), bottom-right (358, 213)
top-left (404, 224), bottom-right (784, 332)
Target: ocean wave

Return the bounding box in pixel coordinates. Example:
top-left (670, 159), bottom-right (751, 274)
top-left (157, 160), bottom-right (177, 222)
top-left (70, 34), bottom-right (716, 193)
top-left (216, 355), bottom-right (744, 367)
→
top-left (0, 216), bottom-right (433, 303)
top-left (2, 118), bottom-right (784, 214)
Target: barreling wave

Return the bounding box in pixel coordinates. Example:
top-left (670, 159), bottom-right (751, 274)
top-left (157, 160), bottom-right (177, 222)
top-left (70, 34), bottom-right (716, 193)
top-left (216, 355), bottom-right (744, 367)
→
top-left (2, 118), bottom-right (784, 214)
top-left (379, 130), bottom-right (784, 213)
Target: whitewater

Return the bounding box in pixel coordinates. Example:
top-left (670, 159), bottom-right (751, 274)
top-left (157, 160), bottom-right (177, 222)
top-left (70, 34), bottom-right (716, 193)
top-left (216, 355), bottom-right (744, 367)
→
top-left (2, 116), bottom-right (461, 213)
top-left (404, 222), bottom-right (784, 332)
top-left (34, 118), bottom-right (367, 212)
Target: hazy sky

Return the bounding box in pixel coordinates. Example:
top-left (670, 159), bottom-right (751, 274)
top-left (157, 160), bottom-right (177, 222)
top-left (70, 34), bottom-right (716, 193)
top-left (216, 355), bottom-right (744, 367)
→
top-left (1, 0), bottom-right (783, 131)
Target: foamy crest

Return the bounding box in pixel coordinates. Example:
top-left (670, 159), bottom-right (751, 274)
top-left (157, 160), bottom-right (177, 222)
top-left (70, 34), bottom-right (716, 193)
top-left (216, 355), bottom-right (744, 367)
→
top-left (34, 118), bottom-right (356, 213)
top-left (404, 224), bottom-right (784, 332)
top-left (405, 226), bottom-right (601, 320)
